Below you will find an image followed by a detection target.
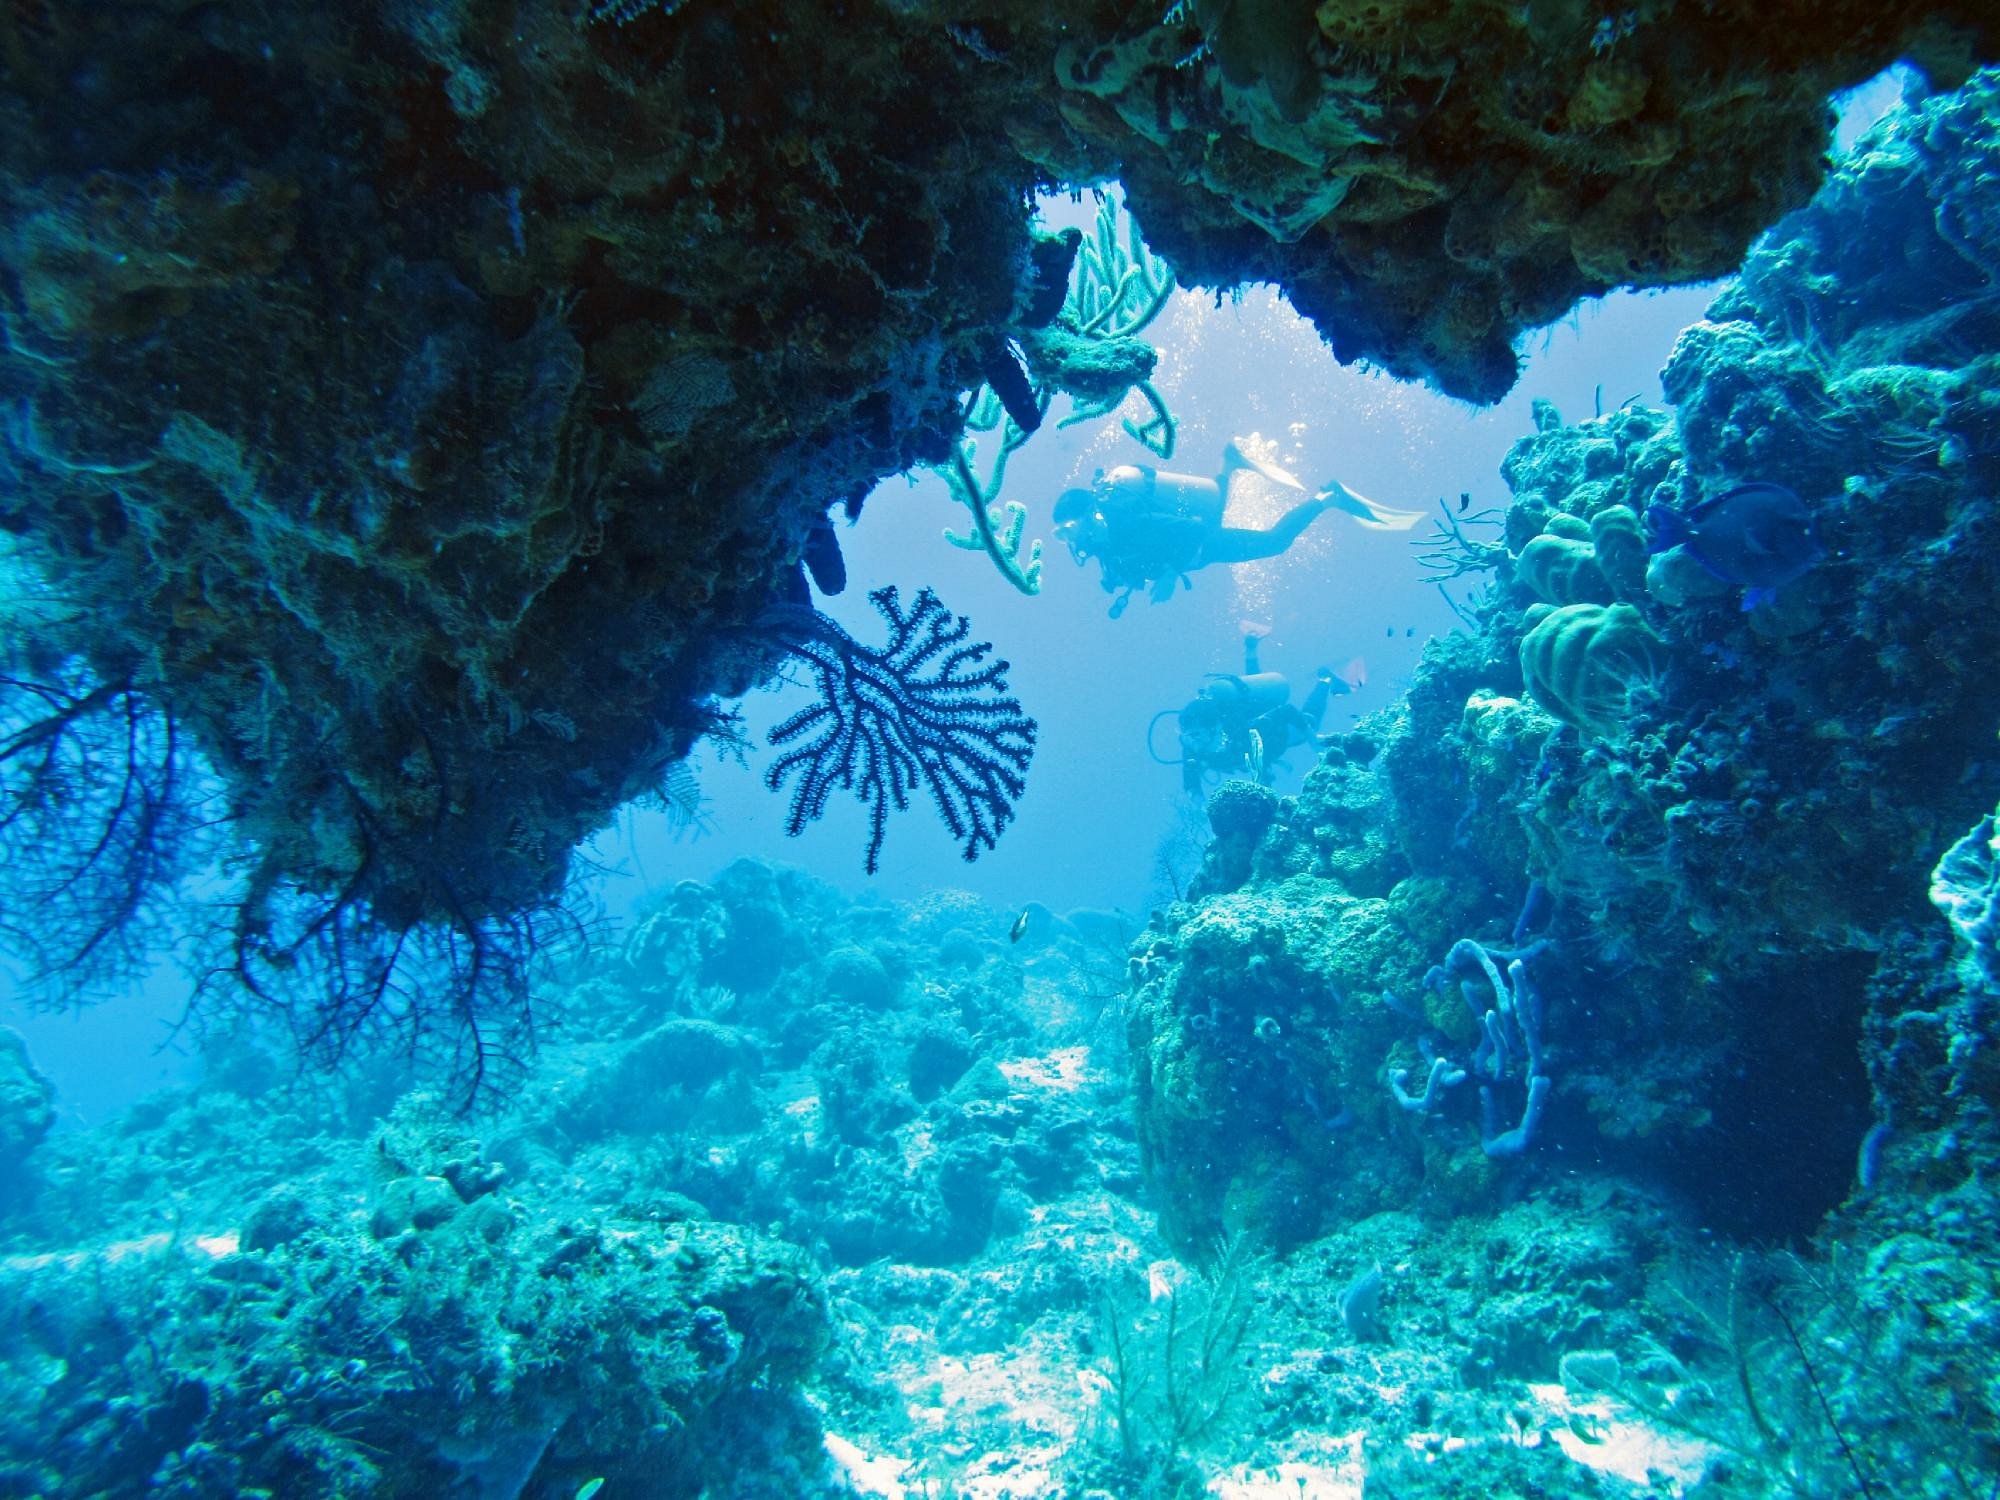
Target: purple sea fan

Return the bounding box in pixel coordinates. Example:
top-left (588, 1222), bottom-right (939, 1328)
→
top-left (762, 586), bottom-right (1037, 875)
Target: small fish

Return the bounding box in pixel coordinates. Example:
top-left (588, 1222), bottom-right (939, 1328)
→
top-left (1009, 910), bottom-right (1029, 943)
top-left (1405, 627), bottom-right (1415, 638)
top-left (1458, 491), bottom-right (1472, 513)
top-left (1385, 625), bottom-right (1394, 638)
top-left (1647, 482), bottom-right (1822, 609)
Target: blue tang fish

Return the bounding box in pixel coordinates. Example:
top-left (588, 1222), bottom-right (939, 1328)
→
top-left (1647, 482), bottom-right (1822, 609)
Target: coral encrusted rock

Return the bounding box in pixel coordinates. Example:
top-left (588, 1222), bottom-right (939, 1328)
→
top-left (2, 3), bottom-right (1994, 1068)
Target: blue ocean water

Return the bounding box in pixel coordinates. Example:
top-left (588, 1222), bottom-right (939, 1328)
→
top-left (599, 273), bottom-right (1716, 911)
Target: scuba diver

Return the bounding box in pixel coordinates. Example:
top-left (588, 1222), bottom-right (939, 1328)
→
top-left (1150, 627), bottom-right (1364, 796)
top-left (1053, 439), bottom-right (1425, 617)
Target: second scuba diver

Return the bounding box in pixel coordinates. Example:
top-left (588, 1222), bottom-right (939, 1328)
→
top-left (1053, 438), bottom-right (1425, 617)
top-left (1152, 626), bottom-right (1365, 796)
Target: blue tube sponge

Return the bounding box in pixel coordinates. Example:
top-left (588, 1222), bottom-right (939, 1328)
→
top-left (1481, 1074), bottom-right (1552, 1158)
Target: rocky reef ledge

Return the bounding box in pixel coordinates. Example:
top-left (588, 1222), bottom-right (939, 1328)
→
top-left (2, 2), bottom-right (1994, 1061)
top-left (1129, 66), bottom-right (2000, 1491)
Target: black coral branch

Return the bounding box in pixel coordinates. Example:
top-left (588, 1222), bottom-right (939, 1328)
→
top-left (763, 586), bottom-right (1037, 875)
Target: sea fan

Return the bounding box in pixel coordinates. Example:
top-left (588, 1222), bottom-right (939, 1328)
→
top-left (763, 586), bottom-right (1037, 875)
top-left (0, 662), bottom-right (208, 1003)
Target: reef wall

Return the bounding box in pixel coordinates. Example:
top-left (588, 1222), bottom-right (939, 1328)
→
top-left (1123, 67), bottom-right (2000, 1484)
top-left (3, 1), bottom-right (1995, 1070)
top-left (1131, 66), bottom-right (2000, 1245)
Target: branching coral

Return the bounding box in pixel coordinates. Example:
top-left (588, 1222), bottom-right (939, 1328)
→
top-left (940, 197), bottom-right (1180, 594)
top-left (759, 587), bottom-right (1037, 876)
top-left (942, 392), bottom-right (1047, 595)
top-left (1045, 196), bottom-right (1180, 458)
top-left (0, 656), bottom-right (208, 1006)
top-left (1415, 497), bottom-right (1509, 624)
top-left (199, 866), bottom-right (600, 1109)
top-left (0, 642), bottom-right (598, 1110)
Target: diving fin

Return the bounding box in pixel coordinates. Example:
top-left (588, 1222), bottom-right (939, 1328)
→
top-left (1220, 438), bottom-right (1307, 492)
top-left (1315, 479), bottom-right (1426, 531)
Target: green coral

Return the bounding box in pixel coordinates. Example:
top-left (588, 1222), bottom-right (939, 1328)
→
top-left (1518, 601), bottom-right (1669, 739)
top-left (941, 401), bottom-right (1046, 596)
top-left (1588, 504), bottom-right (1649, 596)
top-left (1511, 502), bottom-right (1647, 604)
top-left (939, 197), bottom-right (1180, 594)
top-left (1513, 531), bottom-right (1611, 605)
top-left (1042, 194), bottom-right (1179, 458)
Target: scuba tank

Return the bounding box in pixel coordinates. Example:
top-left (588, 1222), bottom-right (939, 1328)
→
top-left (1199, 671), bottom-right (1290, 715)
top-left (1095, 438), bottom-right (1308, 522)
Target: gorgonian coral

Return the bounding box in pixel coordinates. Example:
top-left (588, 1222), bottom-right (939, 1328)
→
top-left (761, 587), bottom-right (1037, 876)
top-left (0, 659), bottom-right (206, 1004)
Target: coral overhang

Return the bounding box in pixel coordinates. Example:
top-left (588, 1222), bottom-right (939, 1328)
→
top-left (0, 0), bottom-right (1993, 992)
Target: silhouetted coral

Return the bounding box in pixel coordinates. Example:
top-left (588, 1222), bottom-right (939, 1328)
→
top-left (761, 587), bottom-right (1037, 876)
top-left (0, 658), bottom-right (208, 1006)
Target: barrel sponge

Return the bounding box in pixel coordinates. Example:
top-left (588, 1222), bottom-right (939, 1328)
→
top-left (1519, 602), bottom-right (1669, 739)
top-left (1207, 777), bottom-right (1282, 843)
top-left (1515, 533), bottom-right (1611, 605)
top-left (1588, 505), bottom-right (1649, 599)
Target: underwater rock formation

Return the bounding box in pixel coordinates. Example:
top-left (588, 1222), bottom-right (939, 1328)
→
top-left (1129, 68), bottom-right (2000, 1286)
top-left (1110, 75), bottom-right (2000, 1488)
top-left (1035, 0), bottom-right (1996, 401)
top-left (0, 1085), bottom-right (831, 1498)
top-left (3, 1), bottom-right (1996, 1090)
